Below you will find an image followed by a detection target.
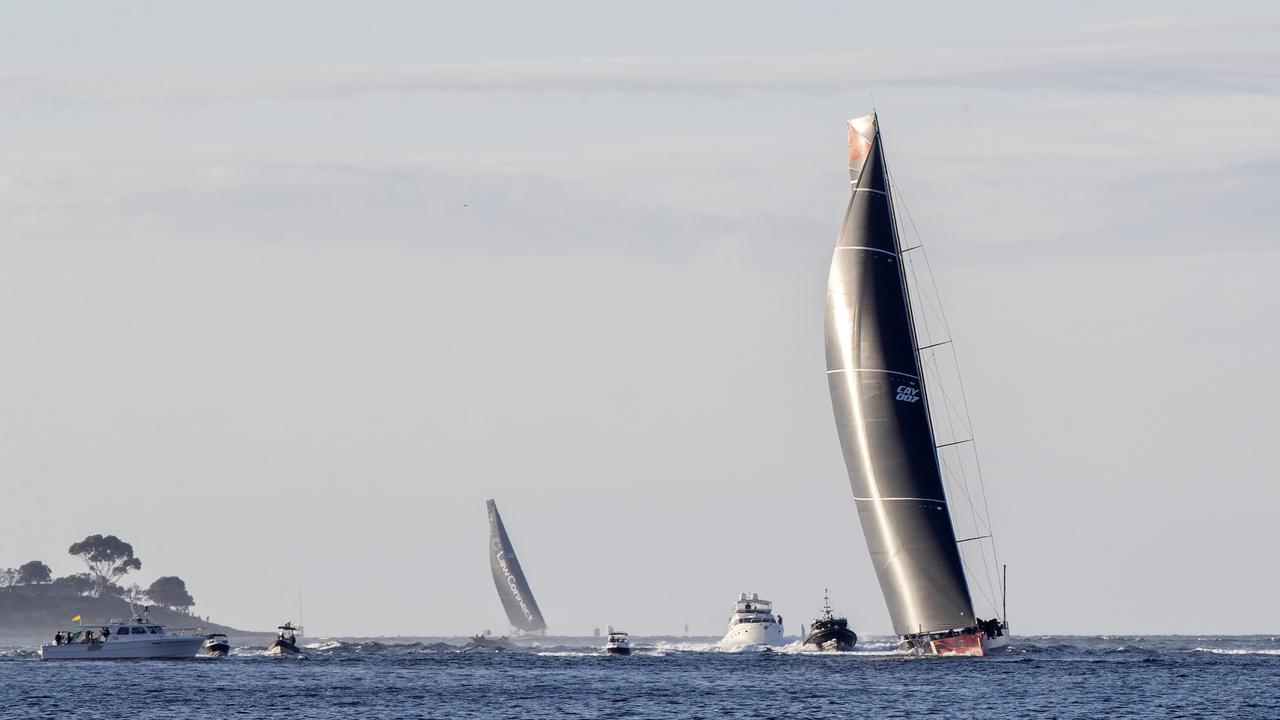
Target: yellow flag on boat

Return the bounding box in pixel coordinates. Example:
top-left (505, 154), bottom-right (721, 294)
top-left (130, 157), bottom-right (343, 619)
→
top-left (71, 615), bottom-right (81, 622)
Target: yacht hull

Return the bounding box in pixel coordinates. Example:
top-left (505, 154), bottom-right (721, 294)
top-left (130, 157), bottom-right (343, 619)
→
top-left (719, 622), bottom-right (783, 649)
top-left (41, 636), bottom-right (204, 660)
top-left (605, 646), bottom-right (631, 656)
top-left (908, 631), bottom-right (1009, 657)
top-left (266, 641), bottom-right (300, 656)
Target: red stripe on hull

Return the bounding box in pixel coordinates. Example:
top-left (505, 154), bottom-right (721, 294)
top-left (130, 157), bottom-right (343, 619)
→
top-left (929, 633), bottom-right (985, 657)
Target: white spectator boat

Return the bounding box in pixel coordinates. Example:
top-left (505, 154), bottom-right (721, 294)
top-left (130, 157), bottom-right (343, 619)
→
top-left (40, 608), bottom-right (204, 660)
top-left (718, 593), bottom-right (784, 649)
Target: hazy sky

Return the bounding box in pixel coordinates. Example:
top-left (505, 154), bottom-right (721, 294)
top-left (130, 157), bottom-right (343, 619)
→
top-left (2, 1), bottom-right (1277, 637)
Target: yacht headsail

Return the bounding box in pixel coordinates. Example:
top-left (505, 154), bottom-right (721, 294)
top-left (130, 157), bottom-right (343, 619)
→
top-left (486, 499), bottom-right (547, 634)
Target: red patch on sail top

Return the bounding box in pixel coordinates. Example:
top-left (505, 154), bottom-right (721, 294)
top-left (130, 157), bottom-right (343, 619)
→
top-left (848, 123), bottom-right (870, 162)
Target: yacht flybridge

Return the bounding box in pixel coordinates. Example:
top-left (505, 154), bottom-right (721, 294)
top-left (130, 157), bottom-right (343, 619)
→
top-left (718, 593), bottom-right (783, 649)
top-left (824, 113), bottom-right (1008, 656)
top-left (40, 608), bottom-right (204, 660)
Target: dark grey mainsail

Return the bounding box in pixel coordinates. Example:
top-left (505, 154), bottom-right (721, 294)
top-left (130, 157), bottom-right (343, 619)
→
top-left (825, 114), bottom-right (976, 638)
top-left (486, 499), bottom-right (547, 634)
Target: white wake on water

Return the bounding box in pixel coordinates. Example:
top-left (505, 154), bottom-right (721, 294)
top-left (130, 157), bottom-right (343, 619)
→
top-left (1193, 647), bottom-right (1280, 656)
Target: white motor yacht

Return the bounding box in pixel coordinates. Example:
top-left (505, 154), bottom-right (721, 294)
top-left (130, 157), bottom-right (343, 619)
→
top-left (718, 593), bottom-right (784, 649)
top-left (40, 608), bottom-right (204, 660)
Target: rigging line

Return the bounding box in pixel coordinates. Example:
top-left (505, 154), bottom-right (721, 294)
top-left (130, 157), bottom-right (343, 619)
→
top-left (921, 350), bottom-right (976, 446)
top-left (933, 441), bottom-right (989, 538)
top-left (886, 149), bottom-right (1003, 605)
top-left (941, 456), bottom-right (998, 611)
top-left (954, 547), bottom-right (996, 613)
top-left (934, 389), bottom-right (987, 539)
top-left (921, 351), bottom-right (975, 451)
top-left (884, 163), bottom-right (942, 332)
top-left (903, 244), bottom-right (950, 349)
top-left (918, 340), bottom-right (952, 352)
top-left (944, 432), bottom-right (999, 605)
top-left (957, 535), bottom-right (992, 544)
top-left (936, 439), bottom-right (974, 449)
top-left (948, 513), bottom-right (997, 613)
top-left (908, 223), bottom-right (993, 571)
top-left (945, 340), bottom-right (1002, 574)
top-left (919, 238), bottom-right (997, 595)
top-left (887, 163), bottom-right (953, 337)
top-left (937, 377), bottom-right (976, 441)
top-left (917, 231), bottom-right (955, 336)
top-left (927, 338), bottom-right (1001, 574)
top-left (926, 348), bottom-right (998, 603)
top-left (887, 164), bottom-right (956, 346)
top-left (917, 250), bottom-right (994, 597)
top-left (935, 442), bottom-right (989, 537)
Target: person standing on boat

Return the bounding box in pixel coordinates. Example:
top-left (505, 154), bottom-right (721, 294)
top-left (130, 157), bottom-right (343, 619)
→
top-left (53, 632), bottom-right (62, 646)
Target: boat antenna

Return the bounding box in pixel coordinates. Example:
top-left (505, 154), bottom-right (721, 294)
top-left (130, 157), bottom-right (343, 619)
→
top-left (1001, 564), bottom-right (1008, 625)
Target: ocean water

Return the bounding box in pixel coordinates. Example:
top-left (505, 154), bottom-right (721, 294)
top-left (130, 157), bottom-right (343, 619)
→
top-left (2, 635), bottom-right (1278, 719)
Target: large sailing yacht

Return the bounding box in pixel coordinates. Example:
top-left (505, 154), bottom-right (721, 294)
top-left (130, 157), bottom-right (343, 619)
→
top-left (487, 499), bottom-right (548, 635)
top-left (824, 113), bottom-right (1008, 656)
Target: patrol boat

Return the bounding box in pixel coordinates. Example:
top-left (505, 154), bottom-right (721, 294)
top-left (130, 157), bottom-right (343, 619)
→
top-left (802, 590), bottom-right (858, 651)
top-left (40, 608), bottom-right (204, 660)
top-left (718, 593), bottom-right (783, 649)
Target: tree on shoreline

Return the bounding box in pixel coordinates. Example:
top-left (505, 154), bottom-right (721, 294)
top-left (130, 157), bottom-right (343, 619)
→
top-left (68, 534), bottom-right (142, 598)
top-left (17, 561), bottom-right (52, 585)
top-left (49, 573), bottom-right (96, 597)
top-left (146, 576), bottom-right (195, 612)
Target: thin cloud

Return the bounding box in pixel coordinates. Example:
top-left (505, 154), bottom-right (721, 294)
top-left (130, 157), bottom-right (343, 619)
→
top-left (2, 15), bottom-right (1277, 107)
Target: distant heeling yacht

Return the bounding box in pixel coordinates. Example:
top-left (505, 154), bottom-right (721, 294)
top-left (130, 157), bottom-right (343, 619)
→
top-left (487, 499), bottom-right (547, 635)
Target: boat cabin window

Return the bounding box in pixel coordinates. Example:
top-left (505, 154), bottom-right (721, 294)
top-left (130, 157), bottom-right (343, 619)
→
top-left (118, 627), bottom-right (132, 635)
top-left (149, 626), bottom-right (161, 634)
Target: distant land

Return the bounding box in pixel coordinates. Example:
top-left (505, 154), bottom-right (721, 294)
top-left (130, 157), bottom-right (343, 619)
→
top-left (0, 532), bottom-right (266, 646)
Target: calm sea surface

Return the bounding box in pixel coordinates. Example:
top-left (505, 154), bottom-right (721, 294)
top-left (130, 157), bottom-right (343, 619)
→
top-left (2, 635), bottom-right (1277, 719)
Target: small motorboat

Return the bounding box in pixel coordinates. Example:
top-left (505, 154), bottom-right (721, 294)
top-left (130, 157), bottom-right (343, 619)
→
top-left (202, 633), bottom-right (231, 657)
top-left (604, 629), bottom-right (631, 656)
top-left (266, 623), bottom-right (301, 655)
top-left (463, 630), bottom-right (512, 651)
top-left (802, 590), bottom-right (857, 651)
